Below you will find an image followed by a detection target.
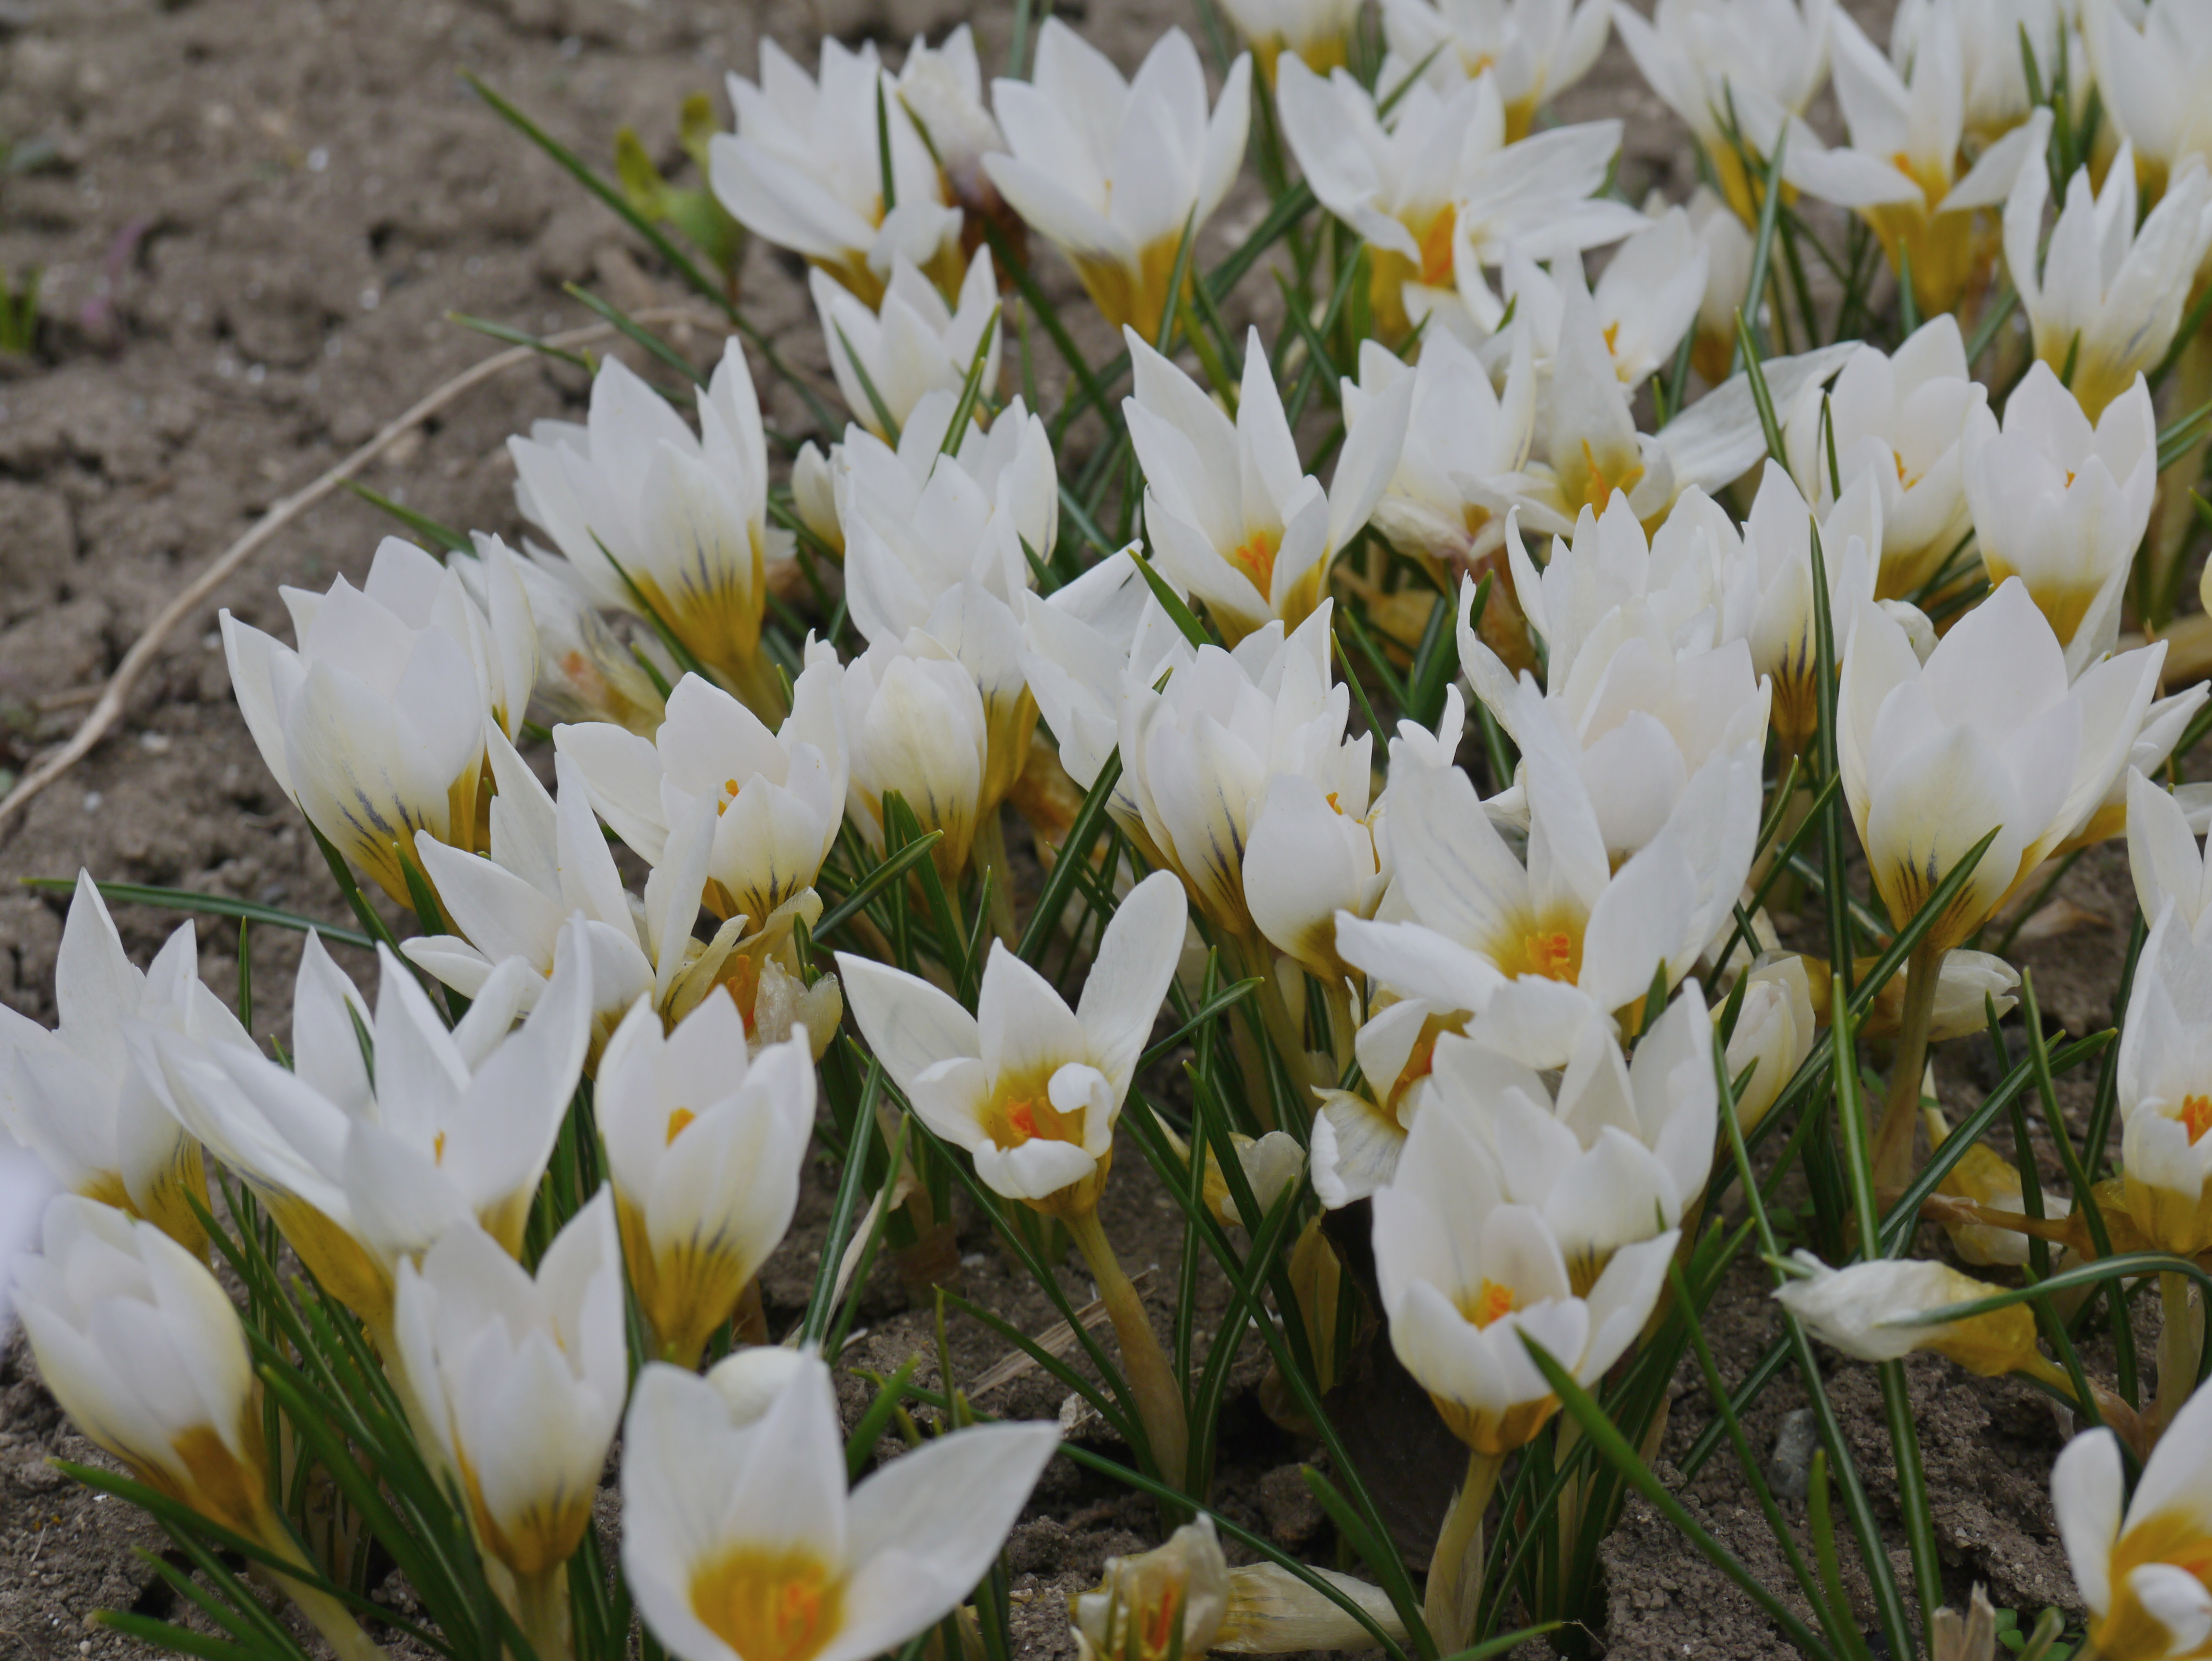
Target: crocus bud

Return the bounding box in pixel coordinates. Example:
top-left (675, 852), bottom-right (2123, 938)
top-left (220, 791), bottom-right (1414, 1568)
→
top-left (392, 1192), bottom-right (628, 1579)
top-left (13, 1195), bottom-right (268, 1539)
top-left (1773, 1251), bottom-right (2046, 1377)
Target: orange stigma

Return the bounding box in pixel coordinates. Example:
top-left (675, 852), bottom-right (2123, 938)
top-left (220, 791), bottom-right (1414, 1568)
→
top-left (1228, 529), bottom-right (1281, 596)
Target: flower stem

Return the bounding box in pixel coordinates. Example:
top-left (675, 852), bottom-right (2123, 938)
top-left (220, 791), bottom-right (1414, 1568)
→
top-left (2158, 1271), bottom-right (2202, 1437)
top-left (514, 1564), bottom-right (572, 1661)
top-left (1871, 941), bottom-right (1943, 1193)
top-left (1423, 1447), bottom-right (1503, 1652)
top-left (252, 1535), bottom-right (389, 1661)
top-left (973, 807), bottom-right (1019, 944)
top-left (1066, 1205), bottom-right (1188, 1492)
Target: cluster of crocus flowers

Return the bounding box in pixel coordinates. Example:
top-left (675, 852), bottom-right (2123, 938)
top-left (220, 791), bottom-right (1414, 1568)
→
top-left (25, 9), bottom-right (2212, 1661)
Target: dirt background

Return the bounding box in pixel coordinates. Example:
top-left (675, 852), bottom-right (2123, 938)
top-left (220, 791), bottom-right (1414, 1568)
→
top-left (0, 0), bottom-right (2162, 1656)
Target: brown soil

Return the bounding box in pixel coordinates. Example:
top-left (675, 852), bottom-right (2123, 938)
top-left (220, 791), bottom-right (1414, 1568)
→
top-left (0, 0), bottom-right (2132, 1657)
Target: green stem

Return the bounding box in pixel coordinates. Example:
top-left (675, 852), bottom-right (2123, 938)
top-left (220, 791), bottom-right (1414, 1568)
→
top-left (254, 1538), bottom-right (390, 1661)
top-left (2158, 1271), bottom-right (2202, 1436)
top-left (1871, 942), bottom-right (1943, 1193)
top-left (1066, 1205), bottom-right (1189, 1494)
top-left (513, 1563), bottom-right (571, 1661)
top-left (1423, 1447), bottom-right (1503, 1652)
top-left (973, 807), bottom-right (1019, 945)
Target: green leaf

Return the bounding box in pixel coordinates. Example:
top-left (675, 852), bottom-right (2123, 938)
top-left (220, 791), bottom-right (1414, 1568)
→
top-left (18, 876), bottom-right (377, 953)
top-left (342, 481), bottom-right (472, 552)
top-left (814, 829), bottom-right (946, 942)
top-left (1518, 1336), bottom-right (1842, 1661)
top-left (1130, 549), bottom-right (1212, 648)
top-left (563, 281), bottom-right (706, 386)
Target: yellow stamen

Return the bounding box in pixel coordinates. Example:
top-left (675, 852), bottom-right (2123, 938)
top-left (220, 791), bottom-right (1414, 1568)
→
top-left (1523, 929), bottom-right (1577, 982)
top-left (433, 1131), bottom-right (447, 1165)
top-left (1229, 528), bottom-right (1282, 597)
top-left (1417, 203), bottom-right (1457, 288)
top-left (2183, 1094), bottom-right (2212, 1145)
top-left (1467, 1277), bottom-right (1517, 1329)
top-left (1578, 438), bottom-right (1645, 510)
top-left (665, 1107), bottom-right (697, 1146)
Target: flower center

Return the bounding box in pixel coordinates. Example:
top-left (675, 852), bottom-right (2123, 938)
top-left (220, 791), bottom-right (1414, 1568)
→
top-left (1524, 929), bottom-right (1577, 981)
top-left (718, 777), bottom-right (741, 815)
top-left (665, 1107), bottom-right (697, 1145)
top-left (1229, 528), bottom-right (1282, 597)
top-left (1578, 438), bottom-right (1645, 511)
top-left (1417, 202), bottom-right (1457, 288)
top-left (690, 1547), bottom-right (842, 1661)
top-left (987, 1085), bottom-right (1081, 1151)
top-left (1465, 1277), bottom-right (1518, 1329)
top-left (2184, 1094), bottom-right (2212, 1146)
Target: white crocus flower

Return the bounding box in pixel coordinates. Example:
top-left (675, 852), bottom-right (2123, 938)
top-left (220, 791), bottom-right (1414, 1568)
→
top-left (1788, 11), bottom-right (2050, 318)
top-left (984, 22), bottom-right (1252, 338)
top-left (1070, 1512), bottom-right (1408, 1659)
top-left (1246, 690), bottom-right (1461, 984)
top-left (836, 631), bottom-right (992, 882)
top-left (1962, 364), bottom-right (2158, 677)
top-left (2114, 904), bottom-right (2212, 1258)
top-left (1781, 315), bottom-right (1986, 599)
top-left (1893, 0), bottom-right (2065, 145)
top-left (1426, 982), bottom-right (1717, 1290)
top-left (2128, 768), bottom-right (2212, 936)
top-left (894, 25), bottom-right (1009, 224)
top-left (1724, 954), bottom-right (1817, 1130)
top-left (392, 1193), bottom-right (626, 1586)
top-left (812, 249), bottom-right (1000, 445)
top-left (2052, 1371), bottom-right (2212, 1661)
top-left (13, 1195), bottom-right (268, 1539)
top-left (1686, 185), bottom-right (1755, 384)
top-left (1616, 0), bottom-right (1836, 223)
top-left (509, 342), bottom-right (787, 719)
top-left (1727, 460), bottom-right (1883, 755)
top-left (0, 873), bottom-right (251, 1253)
top-left (839, 870), bottom-right (1185, 1216)
top-left (1347, 328), bottom-right (1538, 583)
top-left (1496, 212), bottom-right (1709, 391)
top-left (2065, 684), bottom-right (2212, 854)
top-left (622, 1349), bottom-right (1059, 1661)
top-left (1838, 578), bottom-right (2164, 956)
top-left (404, 733), bottom-right (739, 1043)
top-left (1773, 1251), bottom-right (2048, 1375)
top-left (1124, 327), bottom-right (1411, 644)
top-left (2081, 0), bottom-right (2212, 198)
top-left (1509, 272), bottom-right (1855, 530)
top-left (1382, 0), bottom-right (1615, 138)
top-left (556, 656), bottom-right (847, 938)
top-left (1219, 0), bottom-right (1364, 82)
top-left (710, 38), bottom-right (961, 304)
top-left (222, 535), bottom-right (534, 906)
top-left (136, 926), bottom-right (592, 1339)
top-left (14, 1196), bottom-right (387, 1657)
top-left (1373, 1096), bottom-right (1678, 1454)
top-left (2004, 145), bottom-right (2212, 422)
top-left (1310, 995), bottom-right (1456, 1206)
top-left (595, 995), bottom-right (817, 1367)
top-left (1117, 604), bottom-right (1373, 941)
top-left (1336, 703), bottom-right (1758, 1058)
top-left (1275, 56), bottom-right (1639, 340)
top-left (840, 389), bottom-right (1058, 812)
top-left (1017, 549), bottom-right (1185, 797)
top-left (464, 533), bottom-right (665, 737)
top-left (1464, 489), bottom-right (1745, 707)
